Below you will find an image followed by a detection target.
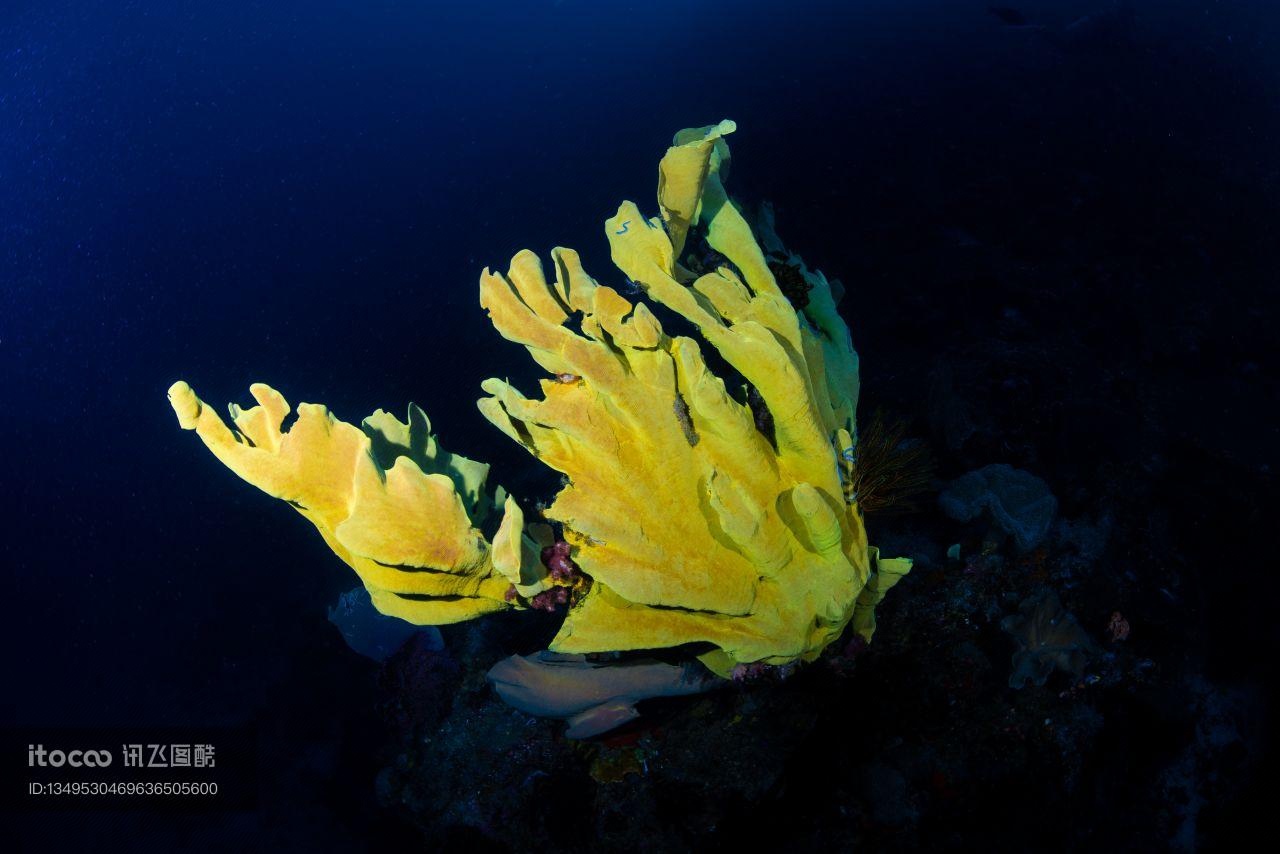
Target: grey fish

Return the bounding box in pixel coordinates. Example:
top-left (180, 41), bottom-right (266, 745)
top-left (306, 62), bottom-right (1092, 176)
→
top-left (487, 650), bottom-right (722, 738)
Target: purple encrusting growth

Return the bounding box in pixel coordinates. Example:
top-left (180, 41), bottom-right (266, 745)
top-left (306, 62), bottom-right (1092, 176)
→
top-left (542, 540), bottom-right (579, 582)
top-left (529, 587), bottom-right (570, 612)
top-left (503, 539), bottom-right (582, 612)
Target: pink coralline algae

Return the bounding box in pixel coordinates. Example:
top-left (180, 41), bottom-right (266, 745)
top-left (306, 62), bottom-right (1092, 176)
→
top-left (502, 540), bottom-right (582, 612)
top-left (530, 587), bottom-right (570, 612)
top-left (731, 661), bottom-right (797, 683)
top-left (541, 540), bottom-right (580, 582)
top-left (1107, 611), bottom-right (1130, 642)
top-left (499, 539), bottom-right (582, 612)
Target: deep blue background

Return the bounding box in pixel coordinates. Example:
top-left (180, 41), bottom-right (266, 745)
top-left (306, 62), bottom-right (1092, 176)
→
top-left (2, 0), bottom-right (1277, 840)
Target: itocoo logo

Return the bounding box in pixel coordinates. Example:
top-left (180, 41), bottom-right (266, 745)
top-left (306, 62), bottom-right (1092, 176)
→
top-left (28, 745), bottom-right (113, 767)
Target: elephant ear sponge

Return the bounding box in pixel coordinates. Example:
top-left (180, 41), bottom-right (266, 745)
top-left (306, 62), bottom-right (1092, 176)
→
top-left (167, 381), bottom-right (523, 624)
top-left (168, 121), bottom-right (913, 677)
top-left (478, 121), bottom-right (905, 676)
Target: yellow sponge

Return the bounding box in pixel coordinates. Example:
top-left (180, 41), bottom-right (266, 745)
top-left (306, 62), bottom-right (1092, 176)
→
top-left (169, 121), bottom-right (911, 675)
top-left (168, 381), bottom-right (521, 623)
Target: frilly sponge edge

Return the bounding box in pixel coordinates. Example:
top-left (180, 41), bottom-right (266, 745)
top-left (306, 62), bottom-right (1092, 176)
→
top-left (169, 120), bottom-right (912, 676)
top-left (166, 379), bottom-right (518, 624)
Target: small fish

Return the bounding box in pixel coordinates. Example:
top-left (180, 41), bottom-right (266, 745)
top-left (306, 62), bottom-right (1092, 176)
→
top-left (487, 651), bottom-right (722, 739)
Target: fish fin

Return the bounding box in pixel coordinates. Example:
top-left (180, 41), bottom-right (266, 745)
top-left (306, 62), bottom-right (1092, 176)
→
top-left (564, 701), bottom-right (640, 739)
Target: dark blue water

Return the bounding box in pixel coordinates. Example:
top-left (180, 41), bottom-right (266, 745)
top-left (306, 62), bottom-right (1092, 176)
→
top-left (3, 1), bottom-right (1277, 849)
